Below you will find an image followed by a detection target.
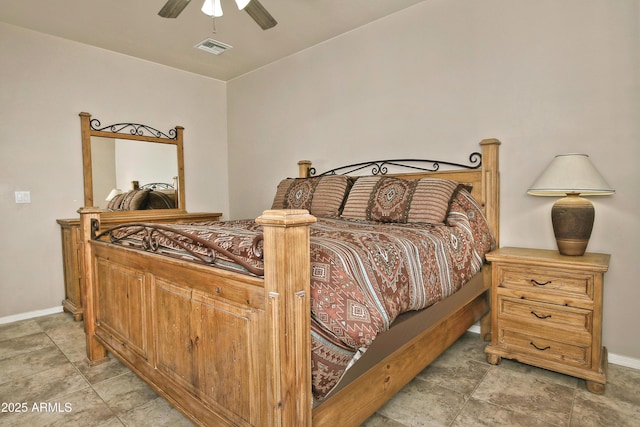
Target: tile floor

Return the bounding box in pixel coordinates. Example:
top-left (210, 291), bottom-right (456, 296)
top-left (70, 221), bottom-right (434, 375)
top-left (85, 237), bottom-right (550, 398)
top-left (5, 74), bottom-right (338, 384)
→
top-left (1, 312), bottom-right (639, 426)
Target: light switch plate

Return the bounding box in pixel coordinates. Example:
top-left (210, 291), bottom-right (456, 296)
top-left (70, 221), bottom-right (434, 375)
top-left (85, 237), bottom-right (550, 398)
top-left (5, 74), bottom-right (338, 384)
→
top-left (15, 191), bottom-right (31, 203)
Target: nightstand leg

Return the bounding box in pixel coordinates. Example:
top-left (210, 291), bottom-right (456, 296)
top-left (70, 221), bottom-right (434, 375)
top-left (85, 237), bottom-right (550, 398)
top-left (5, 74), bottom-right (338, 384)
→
top-left (586, 380), bottom-right (605, 394)
top-left (486, 353), bottom-right (501, 365)
top-left (586, 346), bottom-right (608, 394)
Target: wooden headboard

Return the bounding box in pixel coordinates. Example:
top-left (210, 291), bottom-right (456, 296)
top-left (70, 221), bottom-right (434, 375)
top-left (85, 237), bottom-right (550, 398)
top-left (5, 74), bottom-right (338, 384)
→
top-left (297, 138), bottom-right (500, 245)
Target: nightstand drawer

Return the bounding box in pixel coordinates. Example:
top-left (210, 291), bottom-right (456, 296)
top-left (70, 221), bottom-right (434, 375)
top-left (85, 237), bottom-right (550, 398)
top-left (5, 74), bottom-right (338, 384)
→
top-left (499, 329), bottom-right (591, 368)
top-left (498, 266), bottom-right (593, 302)
top-left (498, 297), bottom-right (592, 334)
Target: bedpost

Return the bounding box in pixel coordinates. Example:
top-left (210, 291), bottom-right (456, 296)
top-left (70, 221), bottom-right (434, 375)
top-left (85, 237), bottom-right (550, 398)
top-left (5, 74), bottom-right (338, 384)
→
top-left (479, 139), bottom-right (500, 247)
top-left (175, 125), bottom-right (186, 212)
top-left (298, 160), bottom-right (312, 178)
top-left (256, 209), bottom-right (317, 426)
top-left (77, 207), bottom-right (109, 365)
top-left (479, 138), bottom-right (500, 340)
top-left (80, 112), bottom-right (94, 208)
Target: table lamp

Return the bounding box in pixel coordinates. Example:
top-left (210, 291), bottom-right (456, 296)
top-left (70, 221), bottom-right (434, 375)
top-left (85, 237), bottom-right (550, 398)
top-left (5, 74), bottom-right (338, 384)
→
top-left (527, 154), bottom-right (614, 256)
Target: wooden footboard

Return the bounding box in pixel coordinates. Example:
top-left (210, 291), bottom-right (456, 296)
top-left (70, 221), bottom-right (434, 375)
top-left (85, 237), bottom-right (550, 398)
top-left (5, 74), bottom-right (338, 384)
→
top-left (80, 208), bottom-right (316, 426)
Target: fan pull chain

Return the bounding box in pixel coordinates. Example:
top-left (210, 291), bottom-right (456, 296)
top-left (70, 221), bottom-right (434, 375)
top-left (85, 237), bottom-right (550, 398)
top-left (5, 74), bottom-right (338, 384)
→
top-left (211, 15), bottom-right (217, 33)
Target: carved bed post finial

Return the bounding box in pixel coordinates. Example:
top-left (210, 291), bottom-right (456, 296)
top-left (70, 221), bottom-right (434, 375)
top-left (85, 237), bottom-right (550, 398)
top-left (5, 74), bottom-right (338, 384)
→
top-left (298, 160), bottom-right (312, 178)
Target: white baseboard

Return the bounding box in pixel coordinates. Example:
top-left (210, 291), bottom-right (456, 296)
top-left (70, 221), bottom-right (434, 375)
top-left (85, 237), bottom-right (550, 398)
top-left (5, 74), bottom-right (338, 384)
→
top-left (608, 353), bottom-right (640, 370)
top-left (0, 306), bottom-right (64, 325)
top-left (466, 326), bottom-right (640, 371)
top-left (468, 324), bottom-right (482, 334)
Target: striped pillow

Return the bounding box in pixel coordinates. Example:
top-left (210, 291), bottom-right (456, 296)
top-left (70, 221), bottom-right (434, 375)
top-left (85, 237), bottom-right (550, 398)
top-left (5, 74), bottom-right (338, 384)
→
top-left (341, 176), bottom-right (460, 224)
top-left (407, 178), bottom-right (460, 223)
top-left (340, 176), bottom-right (381, 220)
top-left (106, 189), bottom-right (150, 211)
top-left (271, 175), bottom-right (352, 217)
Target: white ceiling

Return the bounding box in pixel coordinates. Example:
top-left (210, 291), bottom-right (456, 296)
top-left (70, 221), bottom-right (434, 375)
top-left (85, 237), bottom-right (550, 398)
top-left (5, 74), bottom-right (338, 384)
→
top-left (1, 0), bottom-right (426, 81)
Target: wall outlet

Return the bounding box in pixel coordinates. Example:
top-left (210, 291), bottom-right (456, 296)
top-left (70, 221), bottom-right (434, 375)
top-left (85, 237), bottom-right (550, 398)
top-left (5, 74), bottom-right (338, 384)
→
top-left (15, 191), bottom-right (31, 203)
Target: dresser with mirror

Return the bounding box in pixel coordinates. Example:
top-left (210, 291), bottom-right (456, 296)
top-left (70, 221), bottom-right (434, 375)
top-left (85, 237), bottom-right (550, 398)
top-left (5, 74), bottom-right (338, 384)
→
top-left (58, 112), bottom-right (222, 320)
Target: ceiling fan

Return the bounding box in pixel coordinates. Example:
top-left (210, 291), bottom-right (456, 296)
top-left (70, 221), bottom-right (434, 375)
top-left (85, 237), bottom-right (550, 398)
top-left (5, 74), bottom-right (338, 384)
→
top-left (158, 0), bottom-right (277, 30)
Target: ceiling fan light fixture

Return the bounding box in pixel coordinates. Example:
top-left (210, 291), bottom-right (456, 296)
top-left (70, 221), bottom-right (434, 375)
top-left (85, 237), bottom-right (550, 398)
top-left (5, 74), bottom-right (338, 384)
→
top-left (235, 0), bottom-right (251, 10)
top-left (201, 0), bottom-right (223, 17)
top-left (160, 0), bottom-right (274, 30)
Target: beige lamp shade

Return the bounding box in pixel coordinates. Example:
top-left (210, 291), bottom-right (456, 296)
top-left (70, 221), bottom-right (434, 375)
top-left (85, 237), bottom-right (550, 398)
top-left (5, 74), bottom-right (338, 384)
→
top-left (527, 154), bottom-right (614, 256)
top-left (527, 154), bottom-right (615, 196)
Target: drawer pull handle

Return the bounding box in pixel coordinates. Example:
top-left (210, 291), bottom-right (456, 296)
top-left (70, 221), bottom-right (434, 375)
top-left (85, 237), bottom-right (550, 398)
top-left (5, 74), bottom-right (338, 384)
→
top-left (531, 279), bottom-right (552, 286)
top-left (531, 311), bottom-right (552, 319)
top-left (530, 341), bottom-right (551, 351)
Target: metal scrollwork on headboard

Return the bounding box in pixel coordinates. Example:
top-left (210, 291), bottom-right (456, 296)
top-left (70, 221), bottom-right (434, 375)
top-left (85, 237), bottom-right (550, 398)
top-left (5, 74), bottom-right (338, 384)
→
top-left (139, 183), bottom-right (174, 190)
top-left (309, 152), bottom-right (482, 177)
top-left (89, 118), bottom-right (177, 140)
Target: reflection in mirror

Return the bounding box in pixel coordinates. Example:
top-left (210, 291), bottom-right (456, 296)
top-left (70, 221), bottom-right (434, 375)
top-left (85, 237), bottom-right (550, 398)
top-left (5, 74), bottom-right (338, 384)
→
top-left (91, 137), bottom-right (178, 209)
top-left (80, 112), bottom-right (186, 212)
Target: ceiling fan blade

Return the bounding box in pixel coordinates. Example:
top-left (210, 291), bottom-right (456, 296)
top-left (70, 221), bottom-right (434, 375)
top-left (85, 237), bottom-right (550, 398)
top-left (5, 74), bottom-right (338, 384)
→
top-left (158, 0), bottom-right (192, 18)
top-left (244, 0), bottom-right (277, 30)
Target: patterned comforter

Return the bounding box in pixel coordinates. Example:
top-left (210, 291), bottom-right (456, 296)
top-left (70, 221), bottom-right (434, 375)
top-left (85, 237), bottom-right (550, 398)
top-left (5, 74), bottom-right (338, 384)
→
top-left (107, 189), bottom-right (494, 400)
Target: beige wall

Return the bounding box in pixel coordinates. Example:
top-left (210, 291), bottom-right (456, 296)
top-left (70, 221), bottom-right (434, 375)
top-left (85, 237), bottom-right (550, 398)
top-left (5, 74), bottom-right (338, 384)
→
top-left (0, 23), bottom-right (228, 319)
top-left (227, 0), bottom-right (640, 360)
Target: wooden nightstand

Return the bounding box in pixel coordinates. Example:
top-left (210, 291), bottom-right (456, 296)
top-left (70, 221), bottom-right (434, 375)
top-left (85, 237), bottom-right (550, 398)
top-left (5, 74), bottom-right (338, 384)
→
top-left (484, 247), bottom-right (610, 393)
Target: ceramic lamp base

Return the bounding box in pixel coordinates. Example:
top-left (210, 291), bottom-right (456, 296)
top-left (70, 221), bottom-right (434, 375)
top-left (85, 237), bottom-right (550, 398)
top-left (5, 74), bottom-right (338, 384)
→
top-left (551, 193), bottom-right (594, 256)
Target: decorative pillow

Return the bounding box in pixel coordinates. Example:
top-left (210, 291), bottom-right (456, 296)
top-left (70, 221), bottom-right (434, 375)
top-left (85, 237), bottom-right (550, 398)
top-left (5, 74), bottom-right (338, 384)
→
top-left (107, 189), bottom-right (149, 211)
top-left (341, 176), bottom-right (460, 224)
top-left (271, 175), bottom-right (352, 217)
top-left (406, 178), bottom-right (460, 224)
top-left (122, 189), bottom-right (150, 210)
top-left (447, 187), bottom-right (495, 254)
top-left (146, 191), bottom-right (176, 209)
top-left (339, 176), bottom-right (380, 220)
top-left (106, 192), bottom-right (126, 211)
top-left (368, 177), bottom-right (418, 222)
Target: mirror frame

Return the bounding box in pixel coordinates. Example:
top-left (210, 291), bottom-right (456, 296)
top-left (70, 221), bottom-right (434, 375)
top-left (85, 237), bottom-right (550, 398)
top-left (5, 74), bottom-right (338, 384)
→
top-left (80, 112), bottom-right (186, 212)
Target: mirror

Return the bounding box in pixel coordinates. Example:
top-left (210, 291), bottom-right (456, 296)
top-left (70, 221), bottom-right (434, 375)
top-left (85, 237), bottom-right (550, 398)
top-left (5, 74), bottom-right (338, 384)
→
top-left (80, 112), bottom-right (186, 212)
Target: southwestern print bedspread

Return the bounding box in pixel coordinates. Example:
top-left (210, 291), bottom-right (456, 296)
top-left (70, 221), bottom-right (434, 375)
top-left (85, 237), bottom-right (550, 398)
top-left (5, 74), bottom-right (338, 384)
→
top-left (309, 190), bottom-right (494, 398)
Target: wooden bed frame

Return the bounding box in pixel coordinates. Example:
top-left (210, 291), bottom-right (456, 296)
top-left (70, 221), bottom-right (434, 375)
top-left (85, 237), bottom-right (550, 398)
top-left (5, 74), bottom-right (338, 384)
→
top-left (78, 139), bottom-right (500, 426)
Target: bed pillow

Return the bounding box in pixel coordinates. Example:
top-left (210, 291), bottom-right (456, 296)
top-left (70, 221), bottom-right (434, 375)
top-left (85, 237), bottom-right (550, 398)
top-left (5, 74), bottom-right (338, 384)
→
top-left (406, 178), bottom-right (461, 223)
top-left (271, 175), bottom-right (352, 217)
top-left (339, 176), bottom-right (414, 223)
top-left (106, 189), bottom-right (149, 211)
top-left (341, 176), bottom-right (460, 223)
top-left (122, 189), bottom-right (150, 210)
top-left (447, 187), bottom-right (495, 254)
top-left (106, 192), bottom-right (126, 211)
top-left (146, 191), bottom-right (176, 209)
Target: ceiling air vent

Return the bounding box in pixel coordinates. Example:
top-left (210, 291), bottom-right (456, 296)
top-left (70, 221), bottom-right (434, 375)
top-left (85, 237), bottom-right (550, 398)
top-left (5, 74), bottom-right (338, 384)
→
top-left (195, 38), bottom-right (232, 55)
